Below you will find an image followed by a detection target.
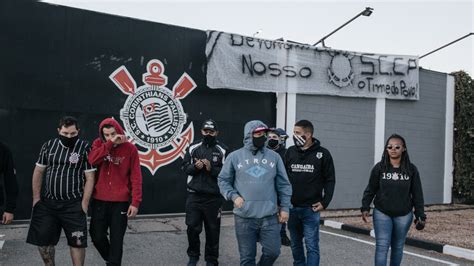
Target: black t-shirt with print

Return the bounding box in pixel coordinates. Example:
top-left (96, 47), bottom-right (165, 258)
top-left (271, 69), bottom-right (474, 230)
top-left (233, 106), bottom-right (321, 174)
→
top-left (36, 138), bottom-right (95, 201)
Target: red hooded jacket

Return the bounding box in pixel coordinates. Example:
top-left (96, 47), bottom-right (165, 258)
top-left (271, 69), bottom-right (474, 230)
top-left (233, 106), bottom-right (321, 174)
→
top-left (88, 118), bottom-right (142, 208)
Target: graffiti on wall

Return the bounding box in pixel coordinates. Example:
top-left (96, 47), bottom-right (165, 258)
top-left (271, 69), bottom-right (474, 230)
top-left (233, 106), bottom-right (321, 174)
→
top-left (206, 31), bottom-right (419, 100)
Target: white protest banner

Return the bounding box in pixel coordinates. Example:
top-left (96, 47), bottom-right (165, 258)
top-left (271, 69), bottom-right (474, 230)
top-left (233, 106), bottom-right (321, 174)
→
top-left (206, 31), bottom-right (419, 100)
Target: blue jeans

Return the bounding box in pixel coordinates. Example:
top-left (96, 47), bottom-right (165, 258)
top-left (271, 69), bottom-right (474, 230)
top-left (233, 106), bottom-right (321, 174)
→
top-left (373, 208), bottom-right (413, 266)
top-left (234, 214), bottom-right (281, 266)
top-left (287, 207), bottom-right (320, 266)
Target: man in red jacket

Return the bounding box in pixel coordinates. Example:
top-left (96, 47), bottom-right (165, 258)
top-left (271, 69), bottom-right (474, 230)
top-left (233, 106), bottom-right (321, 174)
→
top-left (88, 118), bottom-right (142, 266)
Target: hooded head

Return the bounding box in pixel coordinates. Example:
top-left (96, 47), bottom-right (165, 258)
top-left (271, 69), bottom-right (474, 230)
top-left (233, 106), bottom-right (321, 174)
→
top-left (243, 120), bottom-right (269, 152)
top-left (98, 118), bottom-right (125, 142)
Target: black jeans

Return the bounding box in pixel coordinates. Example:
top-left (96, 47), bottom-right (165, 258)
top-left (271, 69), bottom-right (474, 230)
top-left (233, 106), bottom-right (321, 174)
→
top-left (89, 199), bottom-right (129, 266)
top-left (185, 193), bottom-right (223, 265)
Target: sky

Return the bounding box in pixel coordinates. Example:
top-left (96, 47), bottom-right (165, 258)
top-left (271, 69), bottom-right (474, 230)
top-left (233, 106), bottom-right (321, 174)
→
top-left (43, 0), bottom-right (473, 75)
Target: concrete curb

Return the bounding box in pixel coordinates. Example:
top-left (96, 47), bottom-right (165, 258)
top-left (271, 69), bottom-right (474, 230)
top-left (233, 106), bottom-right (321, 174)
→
top-left (320, 218), bottom-right (474, 261)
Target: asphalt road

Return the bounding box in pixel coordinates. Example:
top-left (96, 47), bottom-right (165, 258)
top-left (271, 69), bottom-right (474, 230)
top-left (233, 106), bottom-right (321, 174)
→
top-left (0, 215), bottom-right (472, 265)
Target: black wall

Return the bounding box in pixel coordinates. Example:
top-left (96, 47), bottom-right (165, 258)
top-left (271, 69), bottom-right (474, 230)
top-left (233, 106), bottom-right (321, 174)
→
top-left (0, 2), bottom-right (276, 219)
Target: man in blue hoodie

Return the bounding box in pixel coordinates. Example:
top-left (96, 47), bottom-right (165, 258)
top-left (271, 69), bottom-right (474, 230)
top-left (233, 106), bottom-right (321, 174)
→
top-left (218, 120), bottom-right (292, 266)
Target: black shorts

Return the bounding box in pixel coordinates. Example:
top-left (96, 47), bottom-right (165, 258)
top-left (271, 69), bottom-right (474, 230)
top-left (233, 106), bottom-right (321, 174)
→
top-left (26, 198), bottom-right (87, 248)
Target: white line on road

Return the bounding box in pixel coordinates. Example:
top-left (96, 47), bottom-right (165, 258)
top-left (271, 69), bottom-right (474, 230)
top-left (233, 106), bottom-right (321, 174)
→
top-left (0, 240), bottom-right (4, 250)
top-left (320, 230), bottom-right (458, 266)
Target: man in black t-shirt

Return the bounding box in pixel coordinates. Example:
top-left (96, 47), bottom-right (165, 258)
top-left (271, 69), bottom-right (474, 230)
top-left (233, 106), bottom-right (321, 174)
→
top-left (26, 116), bottom-right (96, 266)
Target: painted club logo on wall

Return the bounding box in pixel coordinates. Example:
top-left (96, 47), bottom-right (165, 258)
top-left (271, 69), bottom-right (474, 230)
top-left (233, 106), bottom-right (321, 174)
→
top-left (327, 51), bottom-right (354, 88)
top-left (109, 59), bottom-right (196, 174)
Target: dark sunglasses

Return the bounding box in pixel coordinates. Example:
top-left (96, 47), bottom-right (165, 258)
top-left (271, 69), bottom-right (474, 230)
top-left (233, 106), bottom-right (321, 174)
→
top-left (386, 145), bottom-right (402, 150)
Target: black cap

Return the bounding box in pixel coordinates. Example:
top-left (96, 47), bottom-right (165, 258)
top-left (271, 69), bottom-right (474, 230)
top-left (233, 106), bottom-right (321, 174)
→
top-left (269, 128), bottom-right (288, 139)
top-left (201, 119), bottom-right (218, 131)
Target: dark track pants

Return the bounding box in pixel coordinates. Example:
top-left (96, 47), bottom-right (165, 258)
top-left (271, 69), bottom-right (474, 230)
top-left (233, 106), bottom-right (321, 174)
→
top-left (185, 193), bottom-right (223, 265)
top-left (89, 199), bottom-right (129, 266)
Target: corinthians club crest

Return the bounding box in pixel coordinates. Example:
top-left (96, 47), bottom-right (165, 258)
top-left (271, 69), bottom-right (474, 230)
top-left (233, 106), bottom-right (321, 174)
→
top-left (109, 59), bottom-right (196, 174)
top-left (327, 51), bottom-right (354, 88)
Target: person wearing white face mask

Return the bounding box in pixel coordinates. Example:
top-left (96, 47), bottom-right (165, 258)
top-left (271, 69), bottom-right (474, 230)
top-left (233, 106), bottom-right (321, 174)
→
top-left (284, 120), bottom-right (336, 266)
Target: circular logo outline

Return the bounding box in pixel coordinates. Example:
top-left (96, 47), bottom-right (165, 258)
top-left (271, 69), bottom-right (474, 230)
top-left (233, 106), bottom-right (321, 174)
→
top-left (120, 86), bottom-right (186, 150)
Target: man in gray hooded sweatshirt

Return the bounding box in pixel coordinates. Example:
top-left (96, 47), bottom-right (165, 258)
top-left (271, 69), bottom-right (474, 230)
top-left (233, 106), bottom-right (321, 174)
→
top-left (218, 120), bottom-right (292, 266)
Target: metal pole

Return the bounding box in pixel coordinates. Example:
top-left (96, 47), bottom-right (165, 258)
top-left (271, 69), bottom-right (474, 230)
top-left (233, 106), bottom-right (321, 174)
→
top-left (420, 33), bottom-right (473, 59)
top-left (313, 8), bottom-right (372, 46)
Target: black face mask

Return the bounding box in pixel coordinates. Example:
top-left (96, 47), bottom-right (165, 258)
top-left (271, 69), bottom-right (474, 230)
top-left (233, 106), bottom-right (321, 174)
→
top-left (293, 135), bottom-right (307, 148)
top-left (59, 135), bottom-right (78, 148)
top-left (267, 139), bottom-right (279, 150)
top-left (203, 134), bottom-right (216, 146)
top-left (252, 135), bottom-right (267, 149)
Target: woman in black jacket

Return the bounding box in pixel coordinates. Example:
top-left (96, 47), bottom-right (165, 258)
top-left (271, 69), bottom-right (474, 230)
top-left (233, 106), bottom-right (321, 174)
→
top-left (361, 134), bottom-right (426, 266)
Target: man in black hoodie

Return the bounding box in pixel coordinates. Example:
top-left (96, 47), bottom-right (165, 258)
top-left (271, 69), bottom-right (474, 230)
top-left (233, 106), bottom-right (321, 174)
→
top-left (267, 128), bottom-right (291, 246)
top-left (181, 119), bottom-right (227, 266)
top-left (285, 120), bottom-right (335, 266)
top-left (0, 142), bottom-right (18, 225)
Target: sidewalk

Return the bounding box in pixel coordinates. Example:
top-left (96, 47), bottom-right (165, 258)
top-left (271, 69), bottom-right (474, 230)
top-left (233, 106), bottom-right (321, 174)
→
top-left (321, 204), bottom-right (474, 261)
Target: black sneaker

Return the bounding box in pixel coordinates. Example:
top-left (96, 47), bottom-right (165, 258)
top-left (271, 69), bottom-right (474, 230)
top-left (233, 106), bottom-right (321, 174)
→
top-left (187, 257), bottom-right (199, 266)
top-left (281, 234), bottom-right (291, 246)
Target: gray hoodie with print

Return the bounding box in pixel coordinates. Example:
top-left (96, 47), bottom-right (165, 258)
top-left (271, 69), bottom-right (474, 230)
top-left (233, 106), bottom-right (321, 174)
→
top-left (218, 120), bottom-right (292, 218)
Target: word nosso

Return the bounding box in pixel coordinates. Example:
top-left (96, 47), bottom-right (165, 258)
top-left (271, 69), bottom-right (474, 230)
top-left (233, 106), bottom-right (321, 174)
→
top-left (242, 54), bottom-right (312, 78)
top-left (230, 34), bottom-right (313, 79)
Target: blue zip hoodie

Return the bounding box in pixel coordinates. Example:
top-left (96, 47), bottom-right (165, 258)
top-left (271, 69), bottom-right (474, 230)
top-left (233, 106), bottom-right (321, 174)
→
top-left (218, 120), bottom-right (292, 218)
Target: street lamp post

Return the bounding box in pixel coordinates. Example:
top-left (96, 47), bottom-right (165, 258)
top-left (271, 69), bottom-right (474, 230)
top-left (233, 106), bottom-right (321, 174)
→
top-left (253, 29), bottom-right (263, 37)
top-left (313, 7), bottom-right (373, 47)
top-left (420, 33), bottom-right (473, 59)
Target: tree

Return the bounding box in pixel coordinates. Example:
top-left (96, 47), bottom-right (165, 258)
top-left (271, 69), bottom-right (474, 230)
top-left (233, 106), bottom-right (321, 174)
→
top-left (452, 71), bottom-right (474, 204)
